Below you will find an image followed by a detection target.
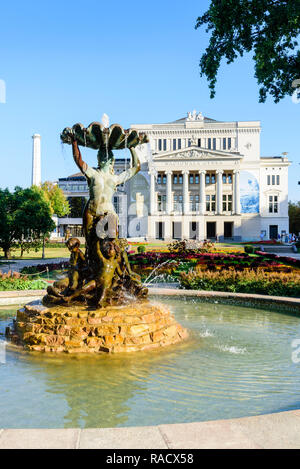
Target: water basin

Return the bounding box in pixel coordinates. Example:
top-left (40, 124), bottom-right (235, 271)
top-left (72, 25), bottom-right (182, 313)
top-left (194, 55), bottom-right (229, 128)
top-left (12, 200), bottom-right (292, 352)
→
top-left (0, 297), bottom-right (300, 428)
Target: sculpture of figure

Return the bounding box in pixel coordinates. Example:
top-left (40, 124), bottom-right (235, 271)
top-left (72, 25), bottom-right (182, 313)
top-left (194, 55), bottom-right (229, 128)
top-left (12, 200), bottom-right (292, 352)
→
top-left (69, 135), bottom-right (140, 244)
top-left (45, 237), bottom-right (88, 303)
top-left (43, 120), bottom-right (149, 307)
top-left (66, 237), bottom-right (87, 291)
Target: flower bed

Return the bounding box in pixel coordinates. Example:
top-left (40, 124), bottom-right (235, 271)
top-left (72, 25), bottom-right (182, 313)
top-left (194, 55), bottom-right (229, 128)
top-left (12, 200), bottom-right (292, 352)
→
top-left (129, 251), bottom-right (290, 280)
top-left (0, 271), bottom-right (47, 291)
top-left (255, 251), bottom-right (300, 268)
top-left (179, 269), bottom-right (300, 297)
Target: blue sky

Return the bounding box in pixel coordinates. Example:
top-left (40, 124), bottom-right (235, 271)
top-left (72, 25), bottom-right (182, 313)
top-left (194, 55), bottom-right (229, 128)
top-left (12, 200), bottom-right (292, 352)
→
top-left (0, 0), bottom-right (299, 200)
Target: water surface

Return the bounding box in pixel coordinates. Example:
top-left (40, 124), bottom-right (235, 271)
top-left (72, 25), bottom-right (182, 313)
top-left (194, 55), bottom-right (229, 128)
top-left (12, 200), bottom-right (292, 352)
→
top-left (0, 298), bottom-right (300, 428)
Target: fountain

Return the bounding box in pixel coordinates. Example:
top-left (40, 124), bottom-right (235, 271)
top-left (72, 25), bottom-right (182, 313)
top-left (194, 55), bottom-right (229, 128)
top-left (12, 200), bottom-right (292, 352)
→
top-left (12, 118), bottom-right (188, 353)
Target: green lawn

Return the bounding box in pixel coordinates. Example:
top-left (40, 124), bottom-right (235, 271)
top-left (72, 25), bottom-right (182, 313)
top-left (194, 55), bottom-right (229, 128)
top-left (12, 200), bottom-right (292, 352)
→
top-left (0, 246), bottom-right (70, 260)
top-left (0, 240), bottom-right (245, 261)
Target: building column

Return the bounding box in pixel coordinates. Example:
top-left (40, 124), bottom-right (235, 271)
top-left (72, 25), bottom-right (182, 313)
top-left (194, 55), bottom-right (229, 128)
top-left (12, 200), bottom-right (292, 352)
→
top-left (216, 170), bottom-right (223, 215)
top-left (150, 171), bottom-right (156, 215)
top-left (233, 170), bottom-right (241, 214)
top-left (199, 170), bottom-right (206, 215)
top-left (166, 170), bottom-right (173, 215)
top-left (183, 170), bottom-right (189, 215)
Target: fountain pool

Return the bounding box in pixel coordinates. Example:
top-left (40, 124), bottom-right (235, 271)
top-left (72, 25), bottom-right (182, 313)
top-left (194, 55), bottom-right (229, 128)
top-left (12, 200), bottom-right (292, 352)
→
top-left (0, 296), bottom-right (300, 429)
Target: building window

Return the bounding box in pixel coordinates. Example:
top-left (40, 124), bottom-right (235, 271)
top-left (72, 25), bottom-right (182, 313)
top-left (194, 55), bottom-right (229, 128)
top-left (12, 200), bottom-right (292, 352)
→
top-left (198, 138), bottom-right (201, 147)
top-left (162, 174), bottom-right (166, 184)
top-left (113, 196), bottom-right (119, 214)
top-left (173, 139), bottom-right (176, 151)
top-left (157, 174), bottom-right (162, 184)
top-left (223, 194), bottom-right (232, 212)
top-left (268, 174), bottom-right (280, 185)
top-left (228, 138), bottom-right (232, 149)
top-left (163, 139), bottom-right (167, 151)
top-left (189, 174), bottom-right (194, 184)
top-left (173, 194), bottom-right (183, 212)
top-left (157, 194), bottom-right (166, 212)
top-left (195, 174), bottom-right (199, 184)
top-left (190, 194), bottom-right (199, 211)
top-left (179, 174), bottom-right (183, 184)
top-left (269, 195), bottom-right (278, 213)
top-left (178, 139), bottom-right (181, 149)
top-left (173, 174), bottom-right (178, 184)
top-left (158, 139), bottom-right (162, 151)
top-left (223, 138), bottom-right (226, 150)
top-left (208, 138), bottom-right (211, 149)
top-left (206, 195), bottom-right (216, 212)
top-left (222, 173), bottom-right (233, 184)
top-left (213, 138), bottom-right (216, 150)
top-left (205, 173), bottom-right (216, 184)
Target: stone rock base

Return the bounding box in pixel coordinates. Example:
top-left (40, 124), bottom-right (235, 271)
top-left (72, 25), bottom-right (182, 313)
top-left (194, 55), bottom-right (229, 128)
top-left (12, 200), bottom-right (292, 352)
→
top-left (11, 300), bottom-right (188, 353)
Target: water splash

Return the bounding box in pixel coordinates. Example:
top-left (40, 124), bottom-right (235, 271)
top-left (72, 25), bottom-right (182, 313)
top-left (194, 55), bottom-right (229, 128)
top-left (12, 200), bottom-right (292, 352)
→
top-left (124, 133), bottom-right (128, 172)
top-left (143, 259), bottom-right (177, 286)
top-left (217, 344), bottom-right (247, 354)
top-left (199, 330), bottom-right (214, 338)
top-left (101, 113), bottom-right (110, 128)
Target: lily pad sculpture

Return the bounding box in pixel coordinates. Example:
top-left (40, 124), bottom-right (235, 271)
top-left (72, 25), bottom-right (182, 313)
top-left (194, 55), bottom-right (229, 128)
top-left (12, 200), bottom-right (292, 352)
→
top-left (61, 122), bottom-right (148, 166)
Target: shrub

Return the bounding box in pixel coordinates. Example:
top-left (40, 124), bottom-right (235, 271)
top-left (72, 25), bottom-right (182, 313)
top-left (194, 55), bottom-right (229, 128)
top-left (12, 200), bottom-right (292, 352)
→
top-left (0, 278), bottom-right (48, 291)
top-left (21, 261), bottom-right (68, 274)
top-left (137, 245), bottom-right (146, 253)
top-left (244, 245), bottom-right (255, 254)
top-left (179, 269), bottom-right (300, 297)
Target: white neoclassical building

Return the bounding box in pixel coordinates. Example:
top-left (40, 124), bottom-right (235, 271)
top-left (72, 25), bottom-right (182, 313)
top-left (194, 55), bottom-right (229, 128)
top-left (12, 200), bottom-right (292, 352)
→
top-left (57, 111), bottom-right (290, 242)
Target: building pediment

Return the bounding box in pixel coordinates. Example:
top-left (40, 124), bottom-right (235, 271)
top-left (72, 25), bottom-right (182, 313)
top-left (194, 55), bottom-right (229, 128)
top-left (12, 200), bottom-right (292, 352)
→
top-left (153, 146), bottom-right (243, 161)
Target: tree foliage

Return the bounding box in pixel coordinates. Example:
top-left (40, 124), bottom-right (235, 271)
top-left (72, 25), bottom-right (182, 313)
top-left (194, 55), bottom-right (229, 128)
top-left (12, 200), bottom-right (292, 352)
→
top-left (0, 189), bottom-right (19, 258)
top-left (40, 181), bottom-right (70, 217)
top-left (289, 200), bottom-right (300, 234)
top-left (195, 0), bottom-right (300, 102)
top-left (0, 186), bottom-right (55, 259)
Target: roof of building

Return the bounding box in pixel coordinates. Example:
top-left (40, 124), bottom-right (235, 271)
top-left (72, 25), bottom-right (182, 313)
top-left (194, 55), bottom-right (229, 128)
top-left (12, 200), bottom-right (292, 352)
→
top-left (169, 116), bottom-right (218, 123)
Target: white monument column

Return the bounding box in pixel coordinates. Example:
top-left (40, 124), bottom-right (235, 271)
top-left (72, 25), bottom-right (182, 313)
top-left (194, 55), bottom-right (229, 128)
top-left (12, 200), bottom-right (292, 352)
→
top-left (32, 134), bottom-right (41, 186)
top-left (216, 169), bottom-right (223, 215)
top-left (199, 170), bottom-right (206, 215)
top-left (233, 170), bottom-right (241, 214)
top-left (183, 170), bottom-right (189, 215)
top-left (166, 170), bottom-right (173, 215)
top-left (150, 171), bottom-right (156, 215)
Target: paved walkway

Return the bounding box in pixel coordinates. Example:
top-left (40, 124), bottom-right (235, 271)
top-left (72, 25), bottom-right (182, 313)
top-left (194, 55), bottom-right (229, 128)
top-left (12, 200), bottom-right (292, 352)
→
top-left (0, 410), bottom-right (300, 449)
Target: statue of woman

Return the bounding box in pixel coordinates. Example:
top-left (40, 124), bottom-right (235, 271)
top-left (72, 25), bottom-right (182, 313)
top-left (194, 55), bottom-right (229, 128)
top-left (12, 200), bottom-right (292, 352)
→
top-left (69, 135), bottom-right (141, 244)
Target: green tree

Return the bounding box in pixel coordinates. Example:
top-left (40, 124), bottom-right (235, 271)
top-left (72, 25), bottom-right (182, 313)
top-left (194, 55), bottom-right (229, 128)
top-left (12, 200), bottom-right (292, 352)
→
top-left (0, 189), bottom-right (19, 258)
top-left (41, 181), bottom-right (70, 217)
top-left (0, 186), bottom-right (55, 259)
top-left (289, 201), bottom-right (300, 234)
top-left (195, 0), bottom-right (300, 102)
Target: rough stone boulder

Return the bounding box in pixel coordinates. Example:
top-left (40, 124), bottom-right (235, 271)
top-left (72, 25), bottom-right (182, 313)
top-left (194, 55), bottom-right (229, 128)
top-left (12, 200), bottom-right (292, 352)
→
top-left (11, 300), bottom-right (188, 354)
